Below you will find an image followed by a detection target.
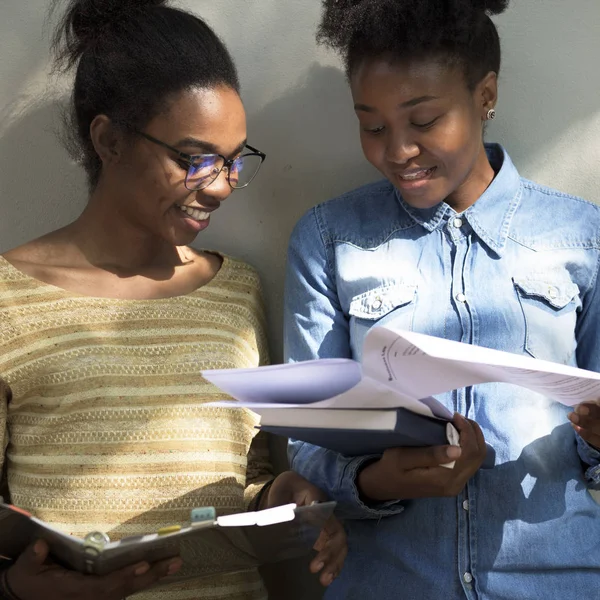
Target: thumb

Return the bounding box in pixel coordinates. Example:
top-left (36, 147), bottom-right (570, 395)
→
top-left (387, 444), bottom-right (461, 469)
top-left (19, 539), bottom-right (49, 570)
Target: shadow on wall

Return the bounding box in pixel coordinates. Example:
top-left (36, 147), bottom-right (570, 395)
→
top-left (0, 0), bottom-right (52, 109)
top-left (491, 0), bottom-right (600, 197)
top-left (0, 99), bottom-right (86, 252)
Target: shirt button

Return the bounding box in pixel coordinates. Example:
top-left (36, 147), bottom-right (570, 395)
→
top-left (463, 500), bottom-right (469, 511)
top-left (463, 572), bottom-right (473, 584)
top-left (453, 218), bottom-right (463, 228)
top-left (371, 298), bottom-right (382, 310)
top-left (455, 293), bottom-right (467, 303)
top-left (548, 286), bottom-right (558, 299)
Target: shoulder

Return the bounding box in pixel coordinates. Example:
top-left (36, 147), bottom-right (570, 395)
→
top-left (290, 179), bottom-right (409, 248)
top-left (521, 178), bottom-right (600, 215)
top-left (514, 179), bottom-right (600, 247)
top-left (3, 229), bottom-right (68, 265)
top-left (317, 179), bottom-right (398, 226)
top-left (199, 250), bottom-right (263, 291)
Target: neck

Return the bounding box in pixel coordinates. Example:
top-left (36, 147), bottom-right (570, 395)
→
top-left (66, 182), bottom-right (179, 273)
top-left (446, 145), bottom-right (495, 213)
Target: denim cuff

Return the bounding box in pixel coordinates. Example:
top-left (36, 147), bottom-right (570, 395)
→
top-left (585, 464), bottom-right (600, 486)
top-left (338, 455), bottom-right (405, 520)
top-left (576, 433), bottom-right (600, 466)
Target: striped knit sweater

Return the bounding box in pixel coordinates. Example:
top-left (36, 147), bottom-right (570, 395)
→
top-left (0, 254), bottom-right (272, 599)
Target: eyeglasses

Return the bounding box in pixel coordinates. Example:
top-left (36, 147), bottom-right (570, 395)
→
top-left (136, 131), bottom-right (266, 191)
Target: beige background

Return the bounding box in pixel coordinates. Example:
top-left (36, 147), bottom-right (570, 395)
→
top-left (0, 1), bottom-right (599, 598)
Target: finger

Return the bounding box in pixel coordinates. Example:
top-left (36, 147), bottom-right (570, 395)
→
top-left (569, 405), bottom-right (600, 435)
top-left (571, 403), bottom-right (600, 426)
top-left (110, 556), bottom-right (183, 597)
top-left (313, 532), bottom-right (348, 587)
top-left (452, 414), bottom-right (477, 452)
top-left (16, 539), bottom-right (49, 572)
top-left (468, 418), bottom-right (486, 454)
top-left (453, 415), bottom-right (487, 467)
top-left (386, 444), bottom-right (461, 470)
top-left (312, 529), bottom-right (329, 553)
top-left (570, 422), bottom-right (600, 449)
top-left (310, 517), bottom-right (346, 566)
top-left (314, 514), bottom-right (345, 549)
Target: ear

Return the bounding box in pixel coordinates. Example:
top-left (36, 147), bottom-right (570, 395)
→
top-left (476, 71), bottom-right (499, 120)
top-left (89, 114), bottom-right (125, 165)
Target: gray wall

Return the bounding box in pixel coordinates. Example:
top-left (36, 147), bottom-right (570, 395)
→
top-left (1, 1), bottom-right (599, 598)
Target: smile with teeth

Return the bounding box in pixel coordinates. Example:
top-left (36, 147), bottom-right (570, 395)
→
top-left (398, 167), bottom-right (436, 181)
top-left (177, 204), bottom-right (211, 222)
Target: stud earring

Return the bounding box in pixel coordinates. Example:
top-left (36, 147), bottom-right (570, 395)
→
top-left (486, 108), bottom-right (496, 120)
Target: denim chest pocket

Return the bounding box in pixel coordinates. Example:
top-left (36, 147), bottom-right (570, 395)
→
top-left (348, 283), bottom-right (418, 354)
top-left (513, 273), bottom-right (581, 362)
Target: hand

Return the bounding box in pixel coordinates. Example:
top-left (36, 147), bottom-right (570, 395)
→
top-left (357, 413), bottom-right (486, 502)
top-left (569, 401), bottom-right (600, 449)
top-left (7, 539), bottom-right (182, 600)
top-left (264, 470), bottom-right (347, 587)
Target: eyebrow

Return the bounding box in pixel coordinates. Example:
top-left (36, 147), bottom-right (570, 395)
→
top-left (174, 137), bottom-right (248, 158)
top-left (354, 95), bottom-right (439, 113)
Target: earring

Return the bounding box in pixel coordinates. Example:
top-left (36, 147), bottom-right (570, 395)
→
top-left (486, 108), bottom-right (497, 120)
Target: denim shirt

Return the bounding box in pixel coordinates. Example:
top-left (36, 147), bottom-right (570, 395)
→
top-left (284, 145), bottom-right (600, 600)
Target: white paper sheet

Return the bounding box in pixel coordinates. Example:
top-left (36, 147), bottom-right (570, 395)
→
top-left (366, 327), bottom-right (600, 406)
top-left (203, 326), bottom-right (600, 417)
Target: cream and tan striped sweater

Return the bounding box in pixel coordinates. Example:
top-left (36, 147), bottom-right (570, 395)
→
top-left (0, 254), bottom-right (272, 599)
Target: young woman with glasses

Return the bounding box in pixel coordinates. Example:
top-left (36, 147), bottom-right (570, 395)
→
top-left (0, 1), bottom-right (346, 599)
top-left (285, 1), bottom-right (600, 598)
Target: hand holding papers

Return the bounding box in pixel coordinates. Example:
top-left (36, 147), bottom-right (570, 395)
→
top-left (203, 326), bottom-right (600, 467)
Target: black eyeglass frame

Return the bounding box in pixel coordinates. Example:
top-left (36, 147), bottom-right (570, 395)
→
top-left (136, 130), bottom-right (266, 190)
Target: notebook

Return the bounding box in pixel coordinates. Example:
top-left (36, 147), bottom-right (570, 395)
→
top-left (0, 501), bottom-right (335, 579)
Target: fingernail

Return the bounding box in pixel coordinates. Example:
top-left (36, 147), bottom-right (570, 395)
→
top-left (570, 413), bottom-right (580, 424)
top-left (167, 558), bottom-right (183, 575)
top-left (447, 446), bottom-right (462, 460)
top-left (324, 573), bottom-right (334, 586)
top-left (577, 405), bottom-right (590, 416)
top-left (33, 540), bottom-right (44, 556)
top-left (314, 561), bottom-right (325, 572)
top-left (134, 562), bottom-right (150, 576)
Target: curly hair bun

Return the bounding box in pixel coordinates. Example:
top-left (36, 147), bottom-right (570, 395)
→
top-left (317, 0), bottom-right (508, 85)
top-left (51, 0), bottom-right (168, 68)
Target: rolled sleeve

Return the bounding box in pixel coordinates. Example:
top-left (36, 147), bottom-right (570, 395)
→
top-left (288, 439), bottom-right (405, 520)
top-left (284, 209), bottom-right (404, 519)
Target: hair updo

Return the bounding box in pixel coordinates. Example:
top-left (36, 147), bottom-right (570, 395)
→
top-left (50, 0), bottom-right (239, 187)
top-left (317, 0), bottom-right (509, 88)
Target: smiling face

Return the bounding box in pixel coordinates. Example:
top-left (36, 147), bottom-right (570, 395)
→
top-left (109, 85), bottom-right (247, 246)
top-left (351, 58), bottom-right (498, 212)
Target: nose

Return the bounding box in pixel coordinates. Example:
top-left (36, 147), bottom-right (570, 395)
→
top-left (198, 167), bottom-right (233, 203)
top-left (386, 130), bottom-right (420, 165)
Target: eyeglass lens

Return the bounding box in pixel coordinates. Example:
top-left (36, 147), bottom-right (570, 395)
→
top-left (186, 154), bottom-right (263, 190)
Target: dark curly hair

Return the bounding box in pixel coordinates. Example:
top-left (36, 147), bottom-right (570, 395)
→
top-left (50, 0), bottom-right (240, 188)
top-left (317, 0), bottom-right (509, 88)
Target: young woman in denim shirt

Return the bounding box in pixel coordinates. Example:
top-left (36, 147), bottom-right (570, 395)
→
top-left (284, 0), bottom-right (600, 598)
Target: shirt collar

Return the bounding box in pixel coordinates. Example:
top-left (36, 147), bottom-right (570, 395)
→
top-left (395, 144), bottom-right (522, 257)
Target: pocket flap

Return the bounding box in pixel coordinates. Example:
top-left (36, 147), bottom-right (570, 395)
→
top-left (349, 283), bottom-right (417, 320)
top-left (513, 275), bottom-right (579, 309)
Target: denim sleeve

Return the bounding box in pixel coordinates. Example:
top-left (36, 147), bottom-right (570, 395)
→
top-left (575, 250), bottom-right (600, 484)
top-left (284, 208), bottom-right (405, 519)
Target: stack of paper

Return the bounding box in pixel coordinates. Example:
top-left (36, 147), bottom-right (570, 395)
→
top-left (203, 326), bottom-right (600, 464)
